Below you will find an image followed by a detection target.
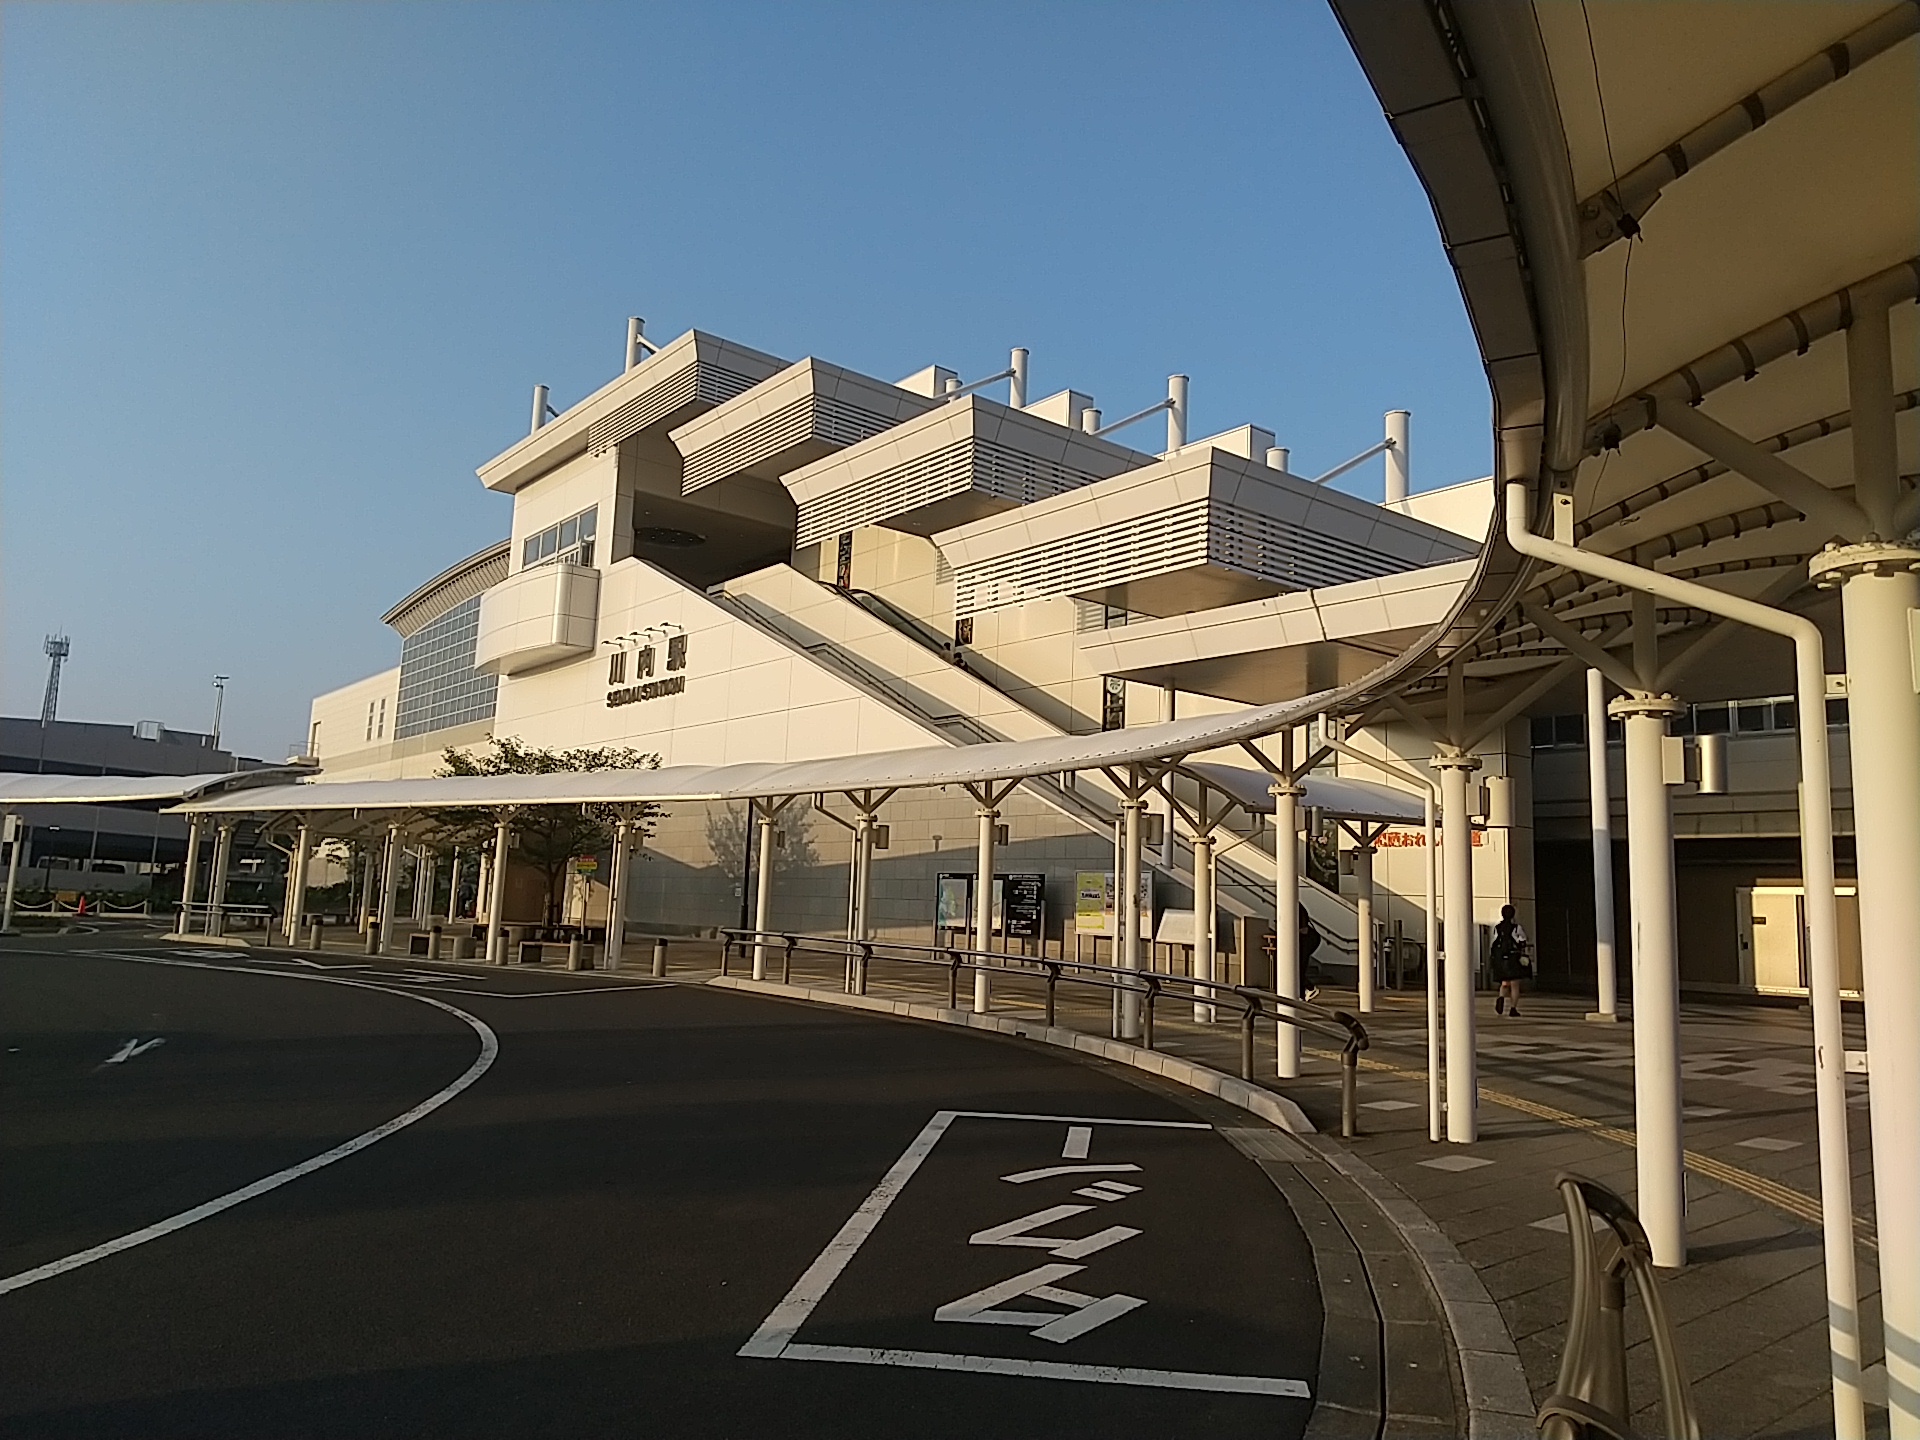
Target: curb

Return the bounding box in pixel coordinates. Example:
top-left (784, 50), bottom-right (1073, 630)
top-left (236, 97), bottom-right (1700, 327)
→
top-left (158, 932), bottom-right (251, 949)
top-left (705, 974), bottom-right (1315, 1134)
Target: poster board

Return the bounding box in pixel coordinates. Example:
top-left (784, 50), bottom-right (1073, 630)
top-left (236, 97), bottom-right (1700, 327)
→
top-left (937, 873), bottom-right (1044, 938)
top-left (1073, 870), bottom-right (1152, 936)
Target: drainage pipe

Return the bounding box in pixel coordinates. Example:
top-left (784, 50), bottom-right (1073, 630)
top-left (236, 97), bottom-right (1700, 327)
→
top-left (1506, 481), bottom-right (1862, 1437)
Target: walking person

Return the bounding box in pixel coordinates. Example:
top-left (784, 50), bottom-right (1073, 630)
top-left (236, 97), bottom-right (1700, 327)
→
top-left (1491, 904), bottom-right (1530, 1016)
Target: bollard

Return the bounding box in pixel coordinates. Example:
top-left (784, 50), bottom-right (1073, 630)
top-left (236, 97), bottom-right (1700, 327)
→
top-left (308, 919), bottom-right (324, 951)
top-left (429, 924), bottom-right (443, 961)
top-left (651, 937), bottom-right (667, 978)
top-left (1341, 1048), bottom-right (1359, 1139)
top-left (364, 925), bottom-right (379, 956)
top-left (568, 935), bottom-right (587, 972)
top-left (1241, 999), bottom-right (1259, 1081)
top-left (781, 936), bottom-right (794, 985)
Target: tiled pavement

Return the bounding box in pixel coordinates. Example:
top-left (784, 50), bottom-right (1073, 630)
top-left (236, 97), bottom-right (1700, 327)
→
top-left (296, 933), bottom-right (1887, 1438)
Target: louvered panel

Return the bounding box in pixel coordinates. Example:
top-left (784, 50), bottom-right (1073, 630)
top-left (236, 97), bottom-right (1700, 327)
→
top-left (793, 436), bottom-right (1110, 549)
top-left (587, 364), bottom-right (760, 456)
top-left (1209, 501), bottom-right (1392, 589)
top-left (953, 500), bottom-right (1213, 617)
top-left (681, 395), bottom-right (901, 492)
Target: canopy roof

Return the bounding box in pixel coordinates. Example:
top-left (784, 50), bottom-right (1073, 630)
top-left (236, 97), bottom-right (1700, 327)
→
top-left (1183, 762), bottom-right (1425, 824)
top-left (1322, 1), bottom-right (1916, 722)
top-left (0, 770), bottom-right (305, 807)
top-left (170, 693), bottom-right (1397, 817)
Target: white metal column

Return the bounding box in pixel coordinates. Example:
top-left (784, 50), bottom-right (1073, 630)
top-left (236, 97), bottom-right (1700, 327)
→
top-left (486, 817), bottom-right (510, 965)
top-left (285, 822), bottom-right (311, 945)
top-left (1269, 779), bottom-right (1303, 1078)
top-left (176, 817), bottom-right (203, 935)
top-left (853, 814), bottom-right (874, 945)
top-left (1820, 548), bottom-right (1920, 1437)
top-left (445, 847), bottom-right (461, 921)
top-left (973, 805), bottom-right (997, 1012)
top-left (2, 812), bottom-right (20, 933)
top-left (1432, 756), bottom-right (1478, 1142)
top-left (207, 821), bottom-right (235, 938)
top-left (606, 818), bottom-right (632, 972)
top-left (1423, 792), bottom-right (1441, 1143)
top-left (377, 825), bottom-right (402, 953)
top-left (752, 807), bottom-right (775, 980)
top-left (1118, 796), bottom-right (1144, 1038)
top-left (1612, 695), bottom-right (1687, 1268)
top-left (1192, 830), bottom-right (1216, 1024)
top-left (1354, 841), bottom-right (1376, 1015)
top-left (1586, 668), bottom-right (1620, 1021)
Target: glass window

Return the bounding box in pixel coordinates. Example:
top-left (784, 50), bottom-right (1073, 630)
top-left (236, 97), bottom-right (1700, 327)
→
top-left (519, 506), bottom-right (600, 571)
top-left (1827, 697), bottom-right (1848, 728)
top-left (1773, 699), bottom-right (1796, 730)
top-left (523, 537), bottom-right (540, 567)
top-left (578, 509), bottom-right (595, 539)
top-left (394, 594), bottom-right (500, 740)
top-left (1530, 717), bottom-right (1555, 749)
top-left (1736, 702), bottom-right (1770, 733)
top-left (1554, 714), bottom-right (1584, 746)
top-left (559, 516), bottom-right (578, 549)
top-left (1694, 703), bottom-right (1731, 735)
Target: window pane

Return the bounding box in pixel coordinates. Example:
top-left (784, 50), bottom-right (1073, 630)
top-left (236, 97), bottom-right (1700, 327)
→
top-left (539, 528), bottom-right (558, 558)
top-left (1695, 703), bottom-right (1731, 735)
top-left (524, 537), bottom-right (539, 567)
top-left (1827, 697), bottom-right (1848, 727)
top-left (1773, 700), bottom-right (1796, 730)
top-left (578, 507), bottom-right (596, 538)
top-left (1530, 717), bottom-right (1555, 749)
top-left (559, 516), bottom-right (578, 549)
top-left (1736, 702), bottom-right (1768, 732)
top-left (1555, 714), bottom-right (1584, 746)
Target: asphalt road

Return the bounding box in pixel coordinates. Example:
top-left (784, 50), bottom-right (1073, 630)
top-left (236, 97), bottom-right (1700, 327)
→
top-left (1, 935), bottom-right (1323, 1438)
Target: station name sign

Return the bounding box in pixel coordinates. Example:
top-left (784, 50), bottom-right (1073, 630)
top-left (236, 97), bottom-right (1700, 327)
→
top-left (606, 629), bottom-right (689, 708)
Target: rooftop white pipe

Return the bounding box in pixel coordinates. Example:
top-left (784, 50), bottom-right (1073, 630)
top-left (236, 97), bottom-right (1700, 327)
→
top-left (1266, 446), bottom-right (1290, 474)
top-left (530, 385), bottom-right (550, 435)
top-left (1385, 410), bottom-right (1410, 503)
top-left (626, 317), bottom-right (659, 371)
top-left (1166, 374), bottom-right (1188, 450)
top-left (1504, 481), bottom-right (1864, 1439)
top-left (1009, 347), bottom-right (1029, 409)
top-left (1310, 438), bottom-right (1393, 486)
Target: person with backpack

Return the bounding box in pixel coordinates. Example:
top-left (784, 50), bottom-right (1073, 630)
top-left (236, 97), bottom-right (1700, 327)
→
top-left (1298, 903), bottom-right (1323, 1000)
top-left (1491, 904), bottom-right (1530, 1016)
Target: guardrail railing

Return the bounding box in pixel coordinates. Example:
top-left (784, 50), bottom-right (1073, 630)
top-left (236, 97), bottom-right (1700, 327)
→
top-left (721, 927), bottom-right (1369, 1137)
top-left (1537, 1174), bottom-right (1700, 1440)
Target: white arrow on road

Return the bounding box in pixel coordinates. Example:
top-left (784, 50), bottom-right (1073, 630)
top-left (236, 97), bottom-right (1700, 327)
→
top-left (105, 1038), bottom-right (165, 1064)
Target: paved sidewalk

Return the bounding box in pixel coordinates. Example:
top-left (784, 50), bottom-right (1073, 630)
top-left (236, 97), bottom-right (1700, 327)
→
top-left (250, 931), bottom-right (1886, 1437)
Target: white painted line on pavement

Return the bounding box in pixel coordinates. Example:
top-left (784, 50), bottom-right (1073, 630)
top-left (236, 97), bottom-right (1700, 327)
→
top-left (1002, 1163), bottom-right (1141, 1185)
top-left (1062, 1125), bottom-right (1092, 1159)
top-left (104, 1038), bottom-right (165, 1064)
top-left (777, 1344), bottom-right (1310, 1397)
top-left (0, 951), bottom-right (498, 1297)
top-left (737, 1109), bottom-right (958, 1358)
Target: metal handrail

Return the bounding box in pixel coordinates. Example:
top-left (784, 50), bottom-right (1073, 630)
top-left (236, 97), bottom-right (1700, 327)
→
top-left (721, 927), bottom-right (1369, 1137)
top-left (1537, 1174), bottom-right (1700, 1440)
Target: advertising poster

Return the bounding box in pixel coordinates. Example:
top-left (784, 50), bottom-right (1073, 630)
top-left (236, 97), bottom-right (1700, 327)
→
top-left (1073, 870), bottom-right (1151, 936)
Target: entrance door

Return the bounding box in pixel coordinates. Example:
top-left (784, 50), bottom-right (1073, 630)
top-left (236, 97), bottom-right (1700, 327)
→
top-left (1747, 888), bottom-right (1805, 992)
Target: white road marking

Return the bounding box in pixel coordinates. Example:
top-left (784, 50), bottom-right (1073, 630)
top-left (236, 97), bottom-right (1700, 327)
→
top-left (1418, 1154), bottom-right (1494, 1172)
top-left (935, 1262), bottom-right (1146, 1343)
top-left (105, 1038), bottom-right (165, 1064)
top-left (776, 1344), bottom-right (1309, 1397)
top-left (971, 1206), bottom-right (1141, 1259)
top-left (0, 952), bottom-right (497, 1297)
top-left (1002, 1163), bottom-right (1141, 1185)
top-left (737, 1110), bottom-right (958, 1358)
top-left (1062, 1125), bottom-right (1092, 1159)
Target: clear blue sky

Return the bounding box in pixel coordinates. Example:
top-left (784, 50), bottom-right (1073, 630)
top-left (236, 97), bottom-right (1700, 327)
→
top-left (1, 1), bottom-right (1488, 760)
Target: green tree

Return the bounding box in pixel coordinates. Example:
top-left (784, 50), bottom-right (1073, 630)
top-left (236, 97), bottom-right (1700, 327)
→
top-left (434, 737), bottom-right (663, 926)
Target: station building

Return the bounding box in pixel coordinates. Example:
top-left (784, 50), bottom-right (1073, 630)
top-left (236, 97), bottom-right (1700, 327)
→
top-left (306, 328), bottom-right (1863, 1000)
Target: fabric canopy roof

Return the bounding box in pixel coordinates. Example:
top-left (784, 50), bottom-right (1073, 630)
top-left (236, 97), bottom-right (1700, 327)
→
top-left (173, 693), bottom-right (1347, 816)
top-left (1182, 762), bottom-right (1425, 824)
top-left (0, 770), bottom-right (305, 807)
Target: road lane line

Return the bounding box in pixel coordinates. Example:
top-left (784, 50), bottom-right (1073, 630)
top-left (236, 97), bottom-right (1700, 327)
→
top-left (0, 952), bottom-right (498, 1297)
top-left (737, 1109), bottom-right (958, 1358)
top-left (778, 1344), bottom-right (1310, 1397)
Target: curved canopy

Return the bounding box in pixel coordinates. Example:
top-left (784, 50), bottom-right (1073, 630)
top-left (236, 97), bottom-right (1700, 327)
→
top-left (0, 770), bottom-right (306, 807)
top-left (1321, 1), bottom-right (1916, 721)
top-left (175, 692), bottom-right (1339, 816)
top-left (1183, 762), bottom-right (1425, 824)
